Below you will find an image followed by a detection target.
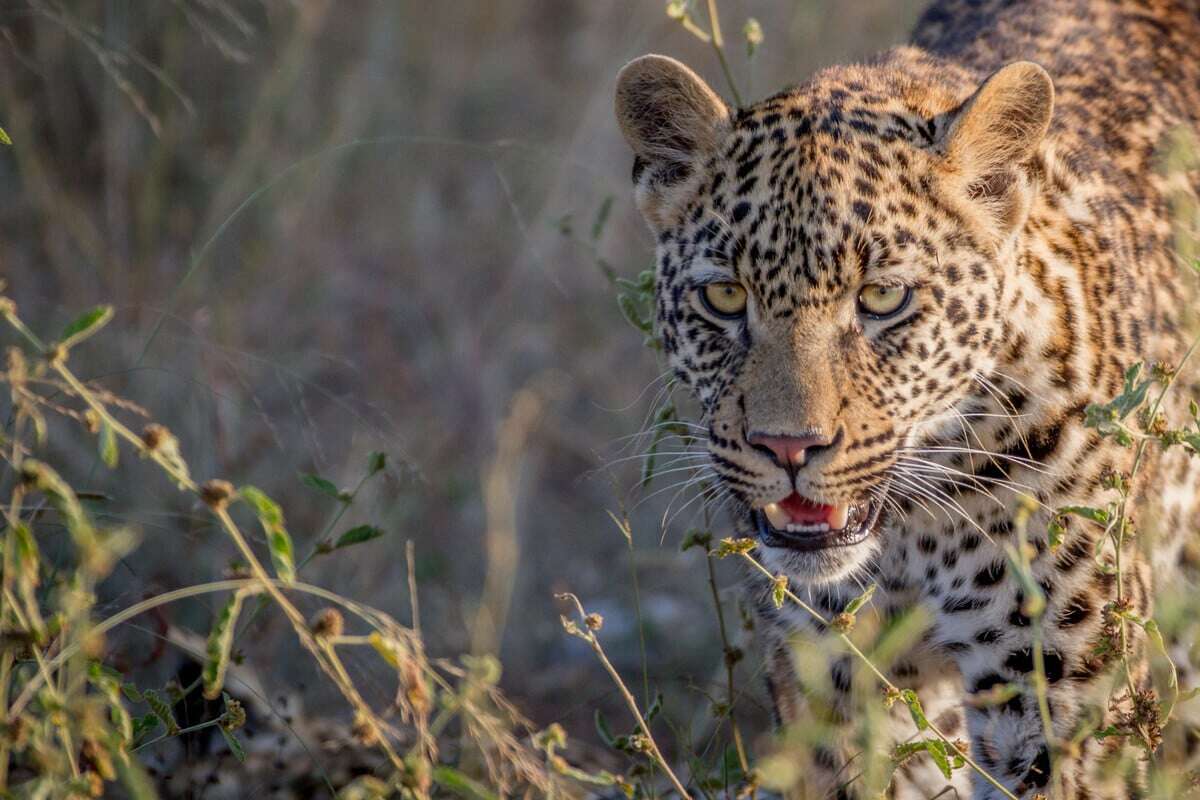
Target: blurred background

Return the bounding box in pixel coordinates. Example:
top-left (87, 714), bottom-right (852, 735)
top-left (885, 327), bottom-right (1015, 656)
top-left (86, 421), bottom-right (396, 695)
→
top-left (0, 0), bottom-right (926, 790)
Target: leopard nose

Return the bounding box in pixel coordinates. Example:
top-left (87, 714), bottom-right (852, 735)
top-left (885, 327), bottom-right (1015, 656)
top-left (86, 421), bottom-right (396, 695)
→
top-left (747, 430), bottom-right (836, 469)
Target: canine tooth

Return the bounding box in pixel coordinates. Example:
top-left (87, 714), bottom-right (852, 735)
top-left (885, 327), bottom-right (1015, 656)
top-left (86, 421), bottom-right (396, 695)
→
top-left (829, 503), bottom-right (850, 530)
top-left (763, 502), bottom-right (790, 530)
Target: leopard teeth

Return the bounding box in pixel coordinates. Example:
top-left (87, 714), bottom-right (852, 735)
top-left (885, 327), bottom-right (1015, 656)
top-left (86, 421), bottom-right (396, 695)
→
top-left (762, 502), bottom-right (790, 530)
top-left (829, 503), bottom-right (850, 531)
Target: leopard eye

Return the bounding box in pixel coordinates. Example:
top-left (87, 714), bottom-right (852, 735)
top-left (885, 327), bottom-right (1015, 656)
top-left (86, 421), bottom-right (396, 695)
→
top-left (857, 284), bottom-right (911, 319)
top-left (701, 282), bottom-right (748, 318)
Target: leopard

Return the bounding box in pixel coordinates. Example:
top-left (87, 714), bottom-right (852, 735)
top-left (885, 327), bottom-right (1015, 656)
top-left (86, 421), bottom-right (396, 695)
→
top-left (613, 1), bottom-right (1200, 797)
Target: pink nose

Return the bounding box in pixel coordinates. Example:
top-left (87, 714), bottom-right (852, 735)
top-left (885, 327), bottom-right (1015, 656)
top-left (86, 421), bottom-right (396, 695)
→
top-left (747, 431), bottom-right (833, 468)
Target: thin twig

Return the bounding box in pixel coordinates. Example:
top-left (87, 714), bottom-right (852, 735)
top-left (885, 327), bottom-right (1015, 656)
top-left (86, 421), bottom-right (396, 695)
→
top-left (558, 593), bottom-right (693, 799)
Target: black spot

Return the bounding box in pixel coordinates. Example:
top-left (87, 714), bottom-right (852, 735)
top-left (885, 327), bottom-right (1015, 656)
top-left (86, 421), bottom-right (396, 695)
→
top-left (974, 561), bottom-right (1006, 588)
top-left (1003, 647), bottom-right (1064, 682)
top-left (731, 201), bottom-right (752, 223)
top-left (942, 595), bottom-right (990, 613)
top-left (1023, 746), bottom-right (1051, 788)
top-left (975, 627), bottom-right (1003, 644)
top-left (1057, 594), bottom-right (1093, 627)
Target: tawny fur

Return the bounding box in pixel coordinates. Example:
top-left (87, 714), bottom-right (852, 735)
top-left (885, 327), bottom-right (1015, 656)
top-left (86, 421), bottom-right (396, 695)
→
top-left (616, 1), bottom-right (1200, 797)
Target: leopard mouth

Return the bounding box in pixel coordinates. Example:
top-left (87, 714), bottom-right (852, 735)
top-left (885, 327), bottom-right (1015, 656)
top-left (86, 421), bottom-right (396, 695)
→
top-left (753, 491), bottom-right (884, 552)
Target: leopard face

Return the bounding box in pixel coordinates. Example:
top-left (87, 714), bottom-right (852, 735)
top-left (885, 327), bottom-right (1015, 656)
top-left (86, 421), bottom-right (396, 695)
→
top-left (616, 53), bottom-right (1053, 584)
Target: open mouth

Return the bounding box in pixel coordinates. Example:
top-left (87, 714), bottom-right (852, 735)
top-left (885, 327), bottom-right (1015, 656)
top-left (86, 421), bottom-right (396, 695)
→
top-left (754, 491), bottom-right (882, 552)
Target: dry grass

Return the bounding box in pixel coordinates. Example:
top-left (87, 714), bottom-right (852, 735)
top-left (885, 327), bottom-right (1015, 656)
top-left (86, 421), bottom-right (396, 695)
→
top-left (9, 2), bottom-right (1200, 799)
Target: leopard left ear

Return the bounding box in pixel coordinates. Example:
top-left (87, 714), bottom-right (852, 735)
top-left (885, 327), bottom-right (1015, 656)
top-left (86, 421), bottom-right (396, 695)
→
top-left (936, 61), bottom-right (1054, 237)
top-left (615, 55), bottom-right (730, 229)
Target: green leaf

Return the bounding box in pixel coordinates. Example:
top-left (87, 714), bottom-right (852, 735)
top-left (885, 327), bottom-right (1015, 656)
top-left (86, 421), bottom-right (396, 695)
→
top-left (367, 450), bottom-right (387, 475)
top-left (432, 766), bottom-right (500, 800)
top-left (99, 419), bottom-right (119, 468)
top-left (771, 576), bottom-right (787, 609)
top-left (144, 689), bottom-right (179, 735)
top-left (590, 196), bottom-right (614, 241)
top-left (12, 521), bottom-right (39, 584)
top-left (220, 726), bottom-right (246, 763)
top-left (1047, 518), bottom-right (1066, 552)
top-left (1177, 686), bottom-right (1200, 705)
top-left (1083, 361), bottom-right (1154, 443)
top-left (594, 708), bottom-right (616, 747)
top-left (901, 689), bottom-right (929, 731)
top-left (60, 305), bottom-right (114, 349)
top-left (844, 583), bottom-right (877, 615)
top-left (239, 485), bottom-right (283, 526)
top-left (617, 293), bottom-right (653, 336)
top-left (927, 739), bottom-right (953, 779)
top-left (115, 753), bottom-right (159, 800)
top-left (203, 590), bottom-right (246, 700)
top-left (239, 485), bottom-right (295, 583)
top-left (131, 712), bottom-right (160, 741)
top-left (645, 692), bottom-right (664, 722)
top-left (300, 473), bottom-right (341, 500)
top-left (268, 527), bottom-right (296, 583)
top-left (0, 125), bottom-right (11, 145)
top-left (335, 524), bottom-right (384, 549)
top-left (1058, 505), bottom-right (1110, 525)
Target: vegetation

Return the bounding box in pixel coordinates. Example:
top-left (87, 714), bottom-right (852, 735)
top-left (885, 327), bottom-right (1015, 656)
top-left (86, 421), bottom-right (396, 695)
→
top-left (2, 1), bottom-right (1200, 798)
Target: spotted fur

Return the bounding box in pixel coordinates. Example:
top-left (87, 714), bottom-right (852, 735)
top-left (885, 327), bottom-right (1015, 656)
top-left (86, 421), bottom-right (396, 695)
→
top-left (615, 1), bottom-right (1200, 797)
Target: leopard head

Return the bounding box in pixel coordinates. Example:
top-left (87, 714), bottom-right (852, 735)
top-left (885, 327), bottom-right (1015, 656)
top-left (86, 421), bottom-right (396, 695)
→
top-left (614, 52), bottom-right (1053, 583)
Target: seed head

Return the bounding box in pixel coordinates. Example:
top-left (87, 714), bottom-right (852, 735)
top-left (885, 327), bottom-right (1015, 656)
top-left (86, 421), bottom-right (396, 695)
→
top-left (310, 608), bottom-right (345, 640)
top-left (397, 656), bottom-right (430, 717)
top-left (221, 697), bottom-right (246, 731)
top-left (584, 612), bottom-right (604, 631)
top-left (831, 612), bottom-right (856, 633)
top-left (351, 710), bottom-right (379, 747)
top-left (200, 479), bottom-right (235, 510)
top-left (141, 423), bottom-right (168, 451)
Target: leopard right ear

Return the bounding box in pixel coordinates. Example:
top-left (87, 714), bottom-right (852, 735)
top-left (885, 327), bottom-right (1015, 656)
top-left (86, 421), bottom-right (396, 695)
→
top-left (615, 55), bottom-right (730, 228)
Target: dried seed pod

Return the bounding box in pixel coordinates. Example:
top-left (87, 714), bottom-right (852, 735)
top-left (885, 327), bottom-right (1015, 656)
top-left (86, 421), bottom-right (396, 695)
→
top-left (141, 423), bottom-right (168, 451)
top-left (310, 608), bottom-right (345, 640)
top-left (221, 697), bottom-right (246, 732)
top-left (351, 710), bottom-right (379, 747)
top-left (200, 479), bottom-right (235, 510)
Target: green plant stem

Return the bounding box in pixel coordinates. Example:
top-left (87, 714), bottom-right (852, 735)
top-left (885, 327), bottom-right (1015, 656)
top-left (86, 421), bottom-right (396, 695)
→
top-left (0, 323), bottom-right (407, 776)
top-left (233, 466), bottom-right (378, 643)
top-left (705, 0), bottom-right (743, 107)
top-left (1111, 332), bottom-right (1200, 734)
top-left (132, 717), bottom-right (224, 753)
top-left (1008, 500), bottom-right (1057, 784)
top-left (736, 552), bottom-right (1019, 800)
top-left (703, 551), bottom-right (751, 788)
top-left (298, 469), bottom-right (373, 571)
top-left (560, 594), bottom-right (692, 799)
top-left (8, 576), bottom-right (410, 720)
